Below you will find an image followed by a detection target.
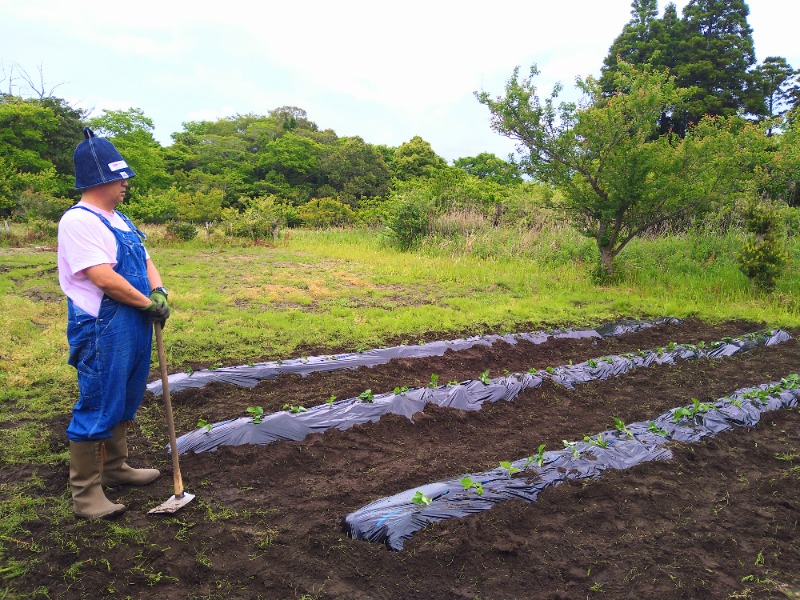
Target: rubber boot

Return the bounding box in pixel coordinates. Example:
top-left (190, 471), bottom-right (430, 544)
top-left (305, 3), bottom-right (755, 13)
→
top-left (70, 441), bottom-right (127, 519)
top-left (100, 421), bottom-right (160, 487)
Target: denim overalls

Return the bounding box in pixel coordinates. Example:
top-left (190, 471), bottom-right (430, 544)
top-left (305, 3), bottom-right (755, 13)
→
top-left (65, 207), bottom-right (153, 442)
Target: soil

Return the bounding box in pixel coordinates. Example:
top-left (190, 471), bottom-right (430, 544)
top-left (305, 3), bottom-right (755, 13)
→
top-left (5, 318), bottom-right (800, 600)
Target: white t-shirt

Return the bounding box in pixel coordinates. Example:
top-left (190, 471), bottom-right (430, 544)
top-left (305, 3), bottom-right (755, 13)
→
top-left (57, 202), bottom-right (149, 317)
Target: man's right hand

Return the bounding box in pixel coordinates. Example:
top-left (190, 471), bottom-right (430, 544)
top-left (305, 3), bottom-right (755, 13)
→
top-left (140, 291), bottom-right (170, 323)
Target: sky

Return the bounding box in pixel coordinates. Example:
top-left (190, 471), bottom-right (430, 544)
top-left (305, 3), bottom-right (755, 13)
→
top-left (3, 0), bottom-right (799, 163)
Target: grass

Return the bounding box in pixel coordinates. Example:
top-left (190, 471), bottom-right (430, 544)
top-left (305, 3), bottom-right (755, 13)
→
top-left (0, 222), bottom-right (798, 593)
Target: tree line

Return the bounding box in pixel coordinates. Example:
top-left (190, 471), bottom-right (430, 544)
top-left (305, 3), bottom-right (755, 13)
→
top-left (1, 0), bottom-right (798, 284)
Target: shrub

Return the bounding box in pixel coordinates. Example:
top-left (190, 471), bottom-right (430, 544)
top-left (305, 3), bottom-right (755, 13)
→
top-left (123, 189), bottom-right (179, 224)
top-left (13, 190), bottom-right (73, 222)
top-left (737, 196), bottom-right (789, 291)
top-left (221, 196), bottom-right (286, 243)
top-left (297, 197), bottom-right (353, 228)
top-left (383, 193), bottom-right (434, 250)
top-left (166, 221), bottom-right (198, 241)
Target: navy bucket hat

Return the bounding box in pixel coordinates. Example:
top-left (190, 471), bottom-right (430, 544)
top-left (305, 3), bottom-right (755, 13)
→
top-left (73, 127), bottom-right (136, 190)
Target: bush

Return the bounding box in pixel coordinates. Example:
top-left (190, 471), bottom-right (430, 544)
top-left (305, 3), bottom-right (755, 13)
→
top-left (14, 190), bottom-right (73, 222)
top-left (221, 196), bottom-right (286, 243)
top-left (166, 221), bottom-right (198, 241)
top-left (297, 197), bottom-right (353, 228)
top-left (123, 189), bottom-right (179, 224)
top-left (383, 193), bottom-right (434, 250)
top-left (737, 196), bottom-right (789, 291)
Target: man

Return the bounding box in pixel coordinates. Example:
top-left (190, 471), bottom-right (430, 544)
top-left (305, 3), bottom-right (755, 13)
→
top-left (57, 127), bottom-right (171, 519)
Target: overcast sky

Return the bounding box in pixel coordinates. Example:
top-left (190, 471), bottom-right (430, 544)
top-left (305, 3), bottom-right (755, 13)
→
top-left (3, 0), bottom-right (799, 163)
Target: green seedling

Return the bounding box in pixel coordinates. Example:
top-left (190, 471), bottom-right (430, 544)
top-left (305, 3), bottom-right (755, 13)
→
top-left (247, 406), bottom-right (264, 424)
top-left (583, 433), bottom-right (609, 448)
top-left (359, 389), bottom-right (375, 403)
top-left (666, 341), bottom-right (678, 351)
top-left (545, 366), bottom-right (555, 374)
top-left (393, 386), bottom-right (409, 395)
top-left (429, 373), bottom-right (439, 388)
top-left (197, 418), bottom-right (212, 432)
top-left (498, 461), bottom-right (520, 478)
top-left (612, 417), bottom-right (633, 437)
top-left (282, 404), bottom-right (307, 413)
top-left (503, 369), bottom-right (511, 377)
top-left (525, 444), bottom-right (547, 468)
top-left (327, 395), bottom-right (336, 407)
top-left (602, 356), bottom-right (614, 364)
top-left (460, 477), bottom-right (484, 496)
top-left (587, 359), bottom-right (598, 368)
top-left (621, 353), bottom-right (635, 359)
top-left (411, 491), bottom-right (432, 506)
top-left (527, 367), bottom-right (538, 374)
top-left (447, 380), bottom-right (459, 386)
top-left (647, 421), bottom-right (668, 436)
top-left (638, 349), bottom-right (647, 357)
top-left (563, 440), bottom-right (580, 458)
top-left (672, 398), bottom-right (714, 423)
top-left (479, 370), bottom-right (491, 384)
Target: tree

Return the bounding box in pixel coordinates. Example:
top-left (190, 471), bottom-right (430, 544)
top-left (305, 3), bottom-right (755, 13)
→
top-left (476, 62), bottom-right (754, 278)
top-left (751, 57), bottom-right (798, 134)
top-left (0, 96), bottom-right (63, 215)
top-left (318, 136), bottom-right (391, 205)
top-left (600, 0), bottom-right (665, 93)
top-left (453, 152), bottom-right (522, 184)
top-left (391, 136), bottom-right (448, 180)
top-left (673, 0), bottom-right (758, 127)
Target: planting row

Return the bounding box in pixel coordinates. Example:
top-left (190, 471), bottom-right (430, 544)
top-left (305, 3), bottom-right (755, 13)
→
top-left (173, 329), bottom-right (790, 454)
top-left (147, 317), bottom-right (681, 396)
top-left (342, 374), bottom-right (800, 551)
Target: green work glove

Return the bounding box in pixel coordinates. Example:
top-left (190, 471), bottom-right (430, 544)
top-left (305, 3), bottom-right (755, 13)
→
top-left (140, 290), bottom-right (171, 323)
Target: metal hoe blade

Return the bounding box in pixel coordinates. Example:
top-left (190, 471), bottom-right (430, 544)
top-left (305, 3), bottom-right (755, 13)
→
top-left (149, 492), bottom-right (196, 515)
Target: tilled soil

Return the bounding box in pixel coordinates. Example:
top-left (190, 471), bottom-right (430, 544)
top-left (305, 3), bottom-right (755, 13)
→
top-left (6, 318), bottom-right (800, 599)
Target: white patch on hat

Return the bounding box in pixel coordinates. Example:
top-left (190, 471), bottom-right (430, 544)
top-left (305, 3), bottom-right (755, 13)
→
top-left (108, 160), bottom-right (129, 171)
top-left (119, 171), bottom-right (130, 179)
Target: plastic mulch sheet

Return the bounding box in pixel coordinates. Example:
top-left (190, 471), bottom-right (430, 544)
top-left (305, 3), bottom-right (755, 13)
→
top-left (147, 317), bottom-right (682, 396)
top-left (342, 376), bottom-right (800, 551)
top-left (172, 329), bottom-right (790, 455)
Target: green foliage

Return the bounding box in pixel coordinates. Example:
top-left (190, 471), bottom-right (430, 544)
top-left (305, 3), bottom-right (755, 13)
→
top-left (498, 460), bottom-right (520, 477)
top-left (178, 188), bottom-right (225, 223)
top-left (600, 0), bottom-right (762, 132)
top-left (220, 196), bottom-right (285, 242)
top-left (246, 406), bottom-right (264, 424)
top-left (319, 136), bottom-right (391, 204)
top-left (460, 477), bottom-right (484, 495)
top-left (166, 221), bottom-right (198, 241)
top-left (12, 188), bottom-right (73, 222)
top-left (477, 61), bottom-right (764, 278)
top-left (297, 197), bottom-right (354, 228)
top-left (391, 136), bottom-right (448, 181)
top-left (737, 196), bottom-right (789, 290)
top-left (383, 192), bottom-right (434, 250)
top-left (122, 188), bottom-right (180, 224)
top-left (453, 152), bottom-right (523, 184)
top-left (411, 491), bottom-right (432, 506)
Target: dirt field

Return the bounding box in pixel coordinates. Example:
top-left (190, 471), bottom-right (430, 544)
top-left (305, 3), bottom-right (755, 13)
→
top-left (6, 318), bottom-right (800, 599)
